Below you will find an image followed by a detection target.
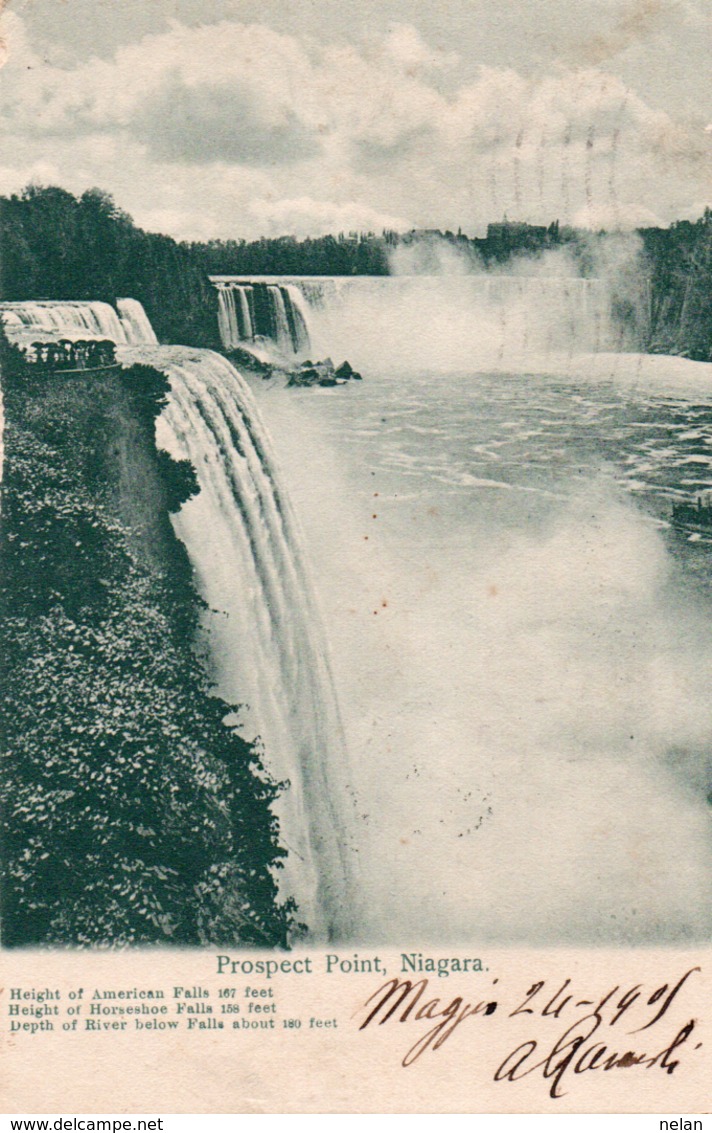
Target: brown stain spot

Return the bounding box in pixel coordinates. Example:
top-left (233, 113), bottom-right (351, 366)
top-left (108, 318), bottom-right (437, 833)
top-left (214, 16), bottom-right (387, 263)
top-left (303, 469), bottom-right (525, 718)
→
top-left (488, 585), bottom-right (498, 598)
top-left (574, 0), bottom-right (666, 66)
top-left (372, 513), bottom-right (378, 519)
top-left (381, 600), bottom-right (388, 608)
top-left (427, 506), bottom-right (439, 517)
top-left (400, 837), bottom-right (410, 845)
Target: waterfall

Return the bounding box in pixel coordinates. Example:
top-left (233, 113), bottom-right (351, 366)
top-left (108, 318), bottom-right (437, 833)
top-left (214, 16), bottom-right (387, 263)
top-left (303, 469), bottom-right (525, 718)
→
top-left (282, 285), bottom-right (311, 353)
top-left (267, 287), bottom-right (293, 352)
top-left (116, 298), bottom-right (158, 345)
top-left (237, 287), bottom-right (254, 341)
top-left (209, 274), bottom-right (612, 365)
top-left (217, 286), bottom-right (255, 349)
top-left (1, 298), bottom-right (158, 348)
top-left (294, 279), bottom-right (338, 310)
top-left (211, 280), bottom-right (312, 356)
top-left (118, 343), bottom-right (353, 940)
top-left (0, 300), bottom-right (128, 344)
top-left (217, 287), bottom-right (240, 350)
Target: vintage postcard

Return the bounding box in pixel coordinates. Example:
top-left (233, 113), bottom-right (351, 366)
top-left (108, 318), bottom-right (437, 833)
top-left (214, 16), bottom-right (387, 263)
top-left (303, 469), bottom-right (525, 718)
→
top-left (0, 0), bottom-right (710, 1115)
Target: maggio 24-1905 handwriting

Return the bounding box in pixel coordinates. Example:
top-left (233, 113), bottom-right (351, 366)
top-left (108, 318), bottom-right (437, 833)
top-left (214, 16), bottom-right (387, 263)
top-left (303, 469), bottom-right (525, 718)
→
top-left (357, 967), bottom-right (702, 1098)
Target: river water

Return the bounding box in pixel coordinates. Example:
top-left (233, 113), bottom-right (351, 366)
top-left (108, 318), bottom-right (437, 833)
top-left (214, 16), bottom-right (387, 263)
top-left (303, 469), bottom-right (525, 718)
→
top-left (256, 362), bottom-right (712, 945)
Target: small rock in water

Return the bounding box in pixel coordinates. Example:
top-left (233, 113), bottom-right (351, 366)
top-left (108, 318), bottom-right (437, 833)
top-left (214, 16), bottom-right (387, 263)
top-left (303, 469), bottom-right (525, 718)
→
top-left (228, 344), bottom-right (274, 375)
top-left (335, 360), bottom-right (362, 380)
top-left (287, 367), bottom-right (319, 387)
top-left (286, 356), bottom-right (363, 388)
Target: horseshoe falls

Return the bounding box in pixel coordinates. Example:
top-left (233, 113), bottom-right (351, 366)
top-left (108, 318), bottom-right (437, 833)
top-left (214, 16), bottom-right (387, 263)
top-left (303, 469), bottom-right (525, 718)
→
top-left (215, 281), bottom-right (310, 354)
top-left (210, 274), bottom-right (613, 367)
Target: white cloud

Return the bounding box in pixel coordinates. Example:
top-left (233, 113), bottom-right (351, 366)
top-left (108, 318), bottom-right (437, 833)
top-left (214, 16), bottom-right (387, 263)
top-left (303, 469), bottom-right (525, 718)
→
top-left (573, 201), bottom-right (666, 230)
top-left (381, 22), bottom-right (460, 75)
top-left (246, 196), bottom-right (412, 238)
top-left (0, 10), bottom-right (708, 239)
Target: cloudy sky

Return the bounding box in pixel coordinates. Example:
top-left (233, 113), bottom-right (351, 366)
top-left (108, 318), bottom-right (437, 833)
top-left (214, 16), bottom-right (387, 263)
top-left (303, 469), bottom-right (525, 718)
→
top-left (0, 0), bottom-right (710, 239)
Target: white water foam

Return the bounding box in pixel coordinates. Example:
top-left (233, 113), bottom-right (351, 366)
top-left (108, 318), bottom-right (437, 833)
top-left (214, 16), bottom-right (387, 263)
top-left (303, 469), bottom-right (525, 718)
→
top-left (211, 274), bottom-right (613, 371)
top-left (0, 299), bottom-right (128, 344)
top-left (255, 355), bottom-right (712, 945)
top-left (117, 298), bottom-right (159, 345)
top-left (119, 344), bottom-right (355, 941)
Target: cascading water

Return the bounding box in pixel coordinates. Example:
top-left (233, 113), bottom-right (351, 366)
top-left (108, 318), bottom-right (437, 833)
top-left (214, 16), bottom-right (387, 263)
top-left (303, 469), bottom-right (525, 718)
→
top-left (212, 280), bottom-right (311, 355)
top-left (217, 287), bottom-right (239, 350)
top-left (0, 299), bottom-right (129, 344)
top-left (210, 274), bottom-right (612, 366)
top-left (118, 343), bottom-right (353, 940)
top-left (217, 285), bottom-right (256, 349)
top-left (238, 287), bottom-right (255, 341)
top-left (255, 343), bottom-right (712, 946)
top-left (117, 298), bottom-right (159, 345)
top-left (217, 288), bottom-right (239, 350)
top-left (315, 275), bottom-right (613, 364)
top-left (282, 285), bottom-right (311, 353)
top-left (1, 298), bottom-right (159, 348)
top-left (268, 287), bottom-right (293, 353)
top-left (10, 279), bottom-right (707, 947)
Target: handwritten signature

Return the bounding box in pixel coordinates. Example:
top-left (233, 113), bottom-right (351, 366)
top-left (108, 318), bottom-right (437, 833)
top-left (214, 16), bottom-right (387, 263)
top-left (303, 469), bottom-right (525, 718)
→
top-left (356, 968), bottom-right (701, 1097)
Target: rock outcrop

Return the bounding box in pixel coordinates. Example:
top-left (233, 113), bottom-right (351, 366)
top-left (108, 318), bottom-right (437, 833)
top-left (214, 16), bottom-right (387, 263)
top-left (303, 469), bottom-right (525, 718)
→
top-left (287, 357), bottom-right (362, 388)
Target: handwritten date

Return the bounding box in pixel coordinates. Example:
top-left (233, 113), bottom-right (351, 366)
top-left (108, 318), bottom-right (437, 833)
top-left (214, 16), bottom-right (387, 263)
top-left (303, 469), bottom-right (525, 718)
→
top-left (357, 967), bottom-right (701, 1098)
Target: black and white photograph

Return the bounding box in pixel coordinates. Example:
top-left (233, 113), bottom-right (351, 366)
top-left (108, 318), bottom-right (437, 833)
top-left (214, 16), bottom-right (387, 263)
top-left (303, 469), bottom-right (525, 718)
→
top-left (0, 0), bottom-right (710, 1114)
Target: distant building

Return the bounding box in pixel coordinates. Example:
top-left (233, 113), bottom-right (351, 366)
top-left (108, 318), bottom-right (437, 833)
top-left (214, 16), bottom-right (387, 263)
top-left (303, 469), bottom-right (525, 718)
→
top-left (485, 220), bottom-right (552, 254)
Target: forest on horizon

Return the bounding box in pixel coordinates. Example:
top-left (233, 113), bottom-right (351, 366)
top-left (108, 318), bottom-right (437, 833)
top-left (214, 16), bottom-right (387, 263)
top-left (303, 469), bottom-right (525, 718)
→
top-left (1, 184), bottom-right (710, 360)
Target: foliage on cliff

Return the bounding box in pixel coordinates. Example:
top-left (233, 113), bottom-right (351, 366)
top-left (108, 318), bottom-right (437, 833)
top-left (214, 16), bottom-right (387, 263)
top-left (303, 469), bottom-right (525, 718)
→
top-left (0, 347), bottom-right (293, 947)
top-left (0, 186), bottom-right (218, 349)
top-left (640, 212), bottom-right (712, 362)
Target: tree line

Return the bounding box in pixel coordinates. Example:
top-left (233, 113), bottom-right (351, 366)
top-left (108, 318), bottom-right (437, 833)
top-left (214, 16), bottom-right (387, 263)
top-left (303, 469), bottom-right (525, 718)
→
top-left (1, 185), bottom-right (710, 360)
